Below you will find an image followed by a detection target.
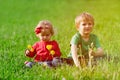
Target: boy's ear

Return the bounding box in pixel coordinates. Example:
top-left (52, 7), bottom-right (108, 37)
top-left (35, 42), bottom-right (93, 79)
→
top-left (77, 28), bottom-right (79, 30)
top-left (76, 24), bottom-right (80, 30)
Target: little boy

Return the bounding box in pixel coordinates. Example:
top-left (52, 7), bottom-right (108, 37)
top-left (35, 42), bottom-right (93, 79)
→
top-left (68, 12), bottom-right (104, 68)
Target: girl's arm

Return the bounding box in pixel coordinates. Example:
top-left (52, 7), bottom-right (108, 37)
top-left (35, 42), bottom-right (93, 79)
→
top-left (53, 41), bottom-right (61, 57)
top-left (71, 44), bottom-right (81, 67)
top-left (25, 44), bottom-right (37, 58)
top-left (25, 49), bottom-right (36, 58)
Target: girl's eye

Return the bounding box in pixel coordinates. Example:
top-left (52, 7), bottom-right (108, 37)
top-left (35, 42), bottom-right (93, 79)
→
top-left (41, 34), bottom-right (50, 36)
top-left (82, 23), bottom-right (86, 26)
top-left (46, 34), bottom-right (50, 36)
top-left (44, 34), bottom-right (50, 36)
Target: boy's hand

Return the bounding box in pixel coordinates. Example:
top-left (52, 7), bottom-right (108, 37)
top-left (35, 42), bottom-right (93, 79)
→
top-left (88, 42), bottom-right (95, 58)
top-left (90, 51), bottom-right (96, 57)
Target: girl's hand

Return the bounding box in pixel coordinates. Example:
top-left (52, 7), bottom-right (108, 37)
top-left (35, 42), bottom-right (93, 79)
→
top-left (25, 49), bottom-right (30, 56)
top-left (27, 45), bottom-right (34, 52)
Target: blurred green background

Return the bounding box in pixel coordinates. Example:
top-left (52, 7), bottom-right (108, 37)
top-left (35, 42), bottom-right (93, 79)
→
top-left (0, 0), bottom-right (120, 80)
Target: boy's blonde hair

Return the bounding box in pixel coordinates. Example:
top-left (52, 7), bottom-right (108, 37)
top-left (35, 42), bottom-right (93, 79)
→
top-left (75, 12), bottom-right (94, 29)
top-left (35, 20), bottom-right (54, 35)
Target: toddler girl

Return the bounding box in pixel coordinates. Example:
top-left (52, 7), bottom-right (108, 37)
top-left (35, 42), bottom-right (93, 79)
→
top-left (25, 20), bottom-right (61, 68)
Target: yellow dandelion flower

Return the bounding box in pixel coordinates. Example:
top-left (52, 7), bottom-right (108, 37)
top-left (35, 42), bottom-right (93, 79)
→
top-left (46, 45), bottom-right (52, 50)
top-left (27, 45), bottom-right (32, 49)
top-left (27, 44), bottom-right (34, 52)
top-left (30, 48), bottom-right (34, 52)
top-left (50, 50), bottom-right (55, 55)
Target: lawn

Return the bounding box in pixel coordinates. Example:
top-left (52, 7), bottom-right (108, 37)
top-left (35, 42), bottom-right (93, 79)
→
top-left (0, 0), bottom-right (120, 80)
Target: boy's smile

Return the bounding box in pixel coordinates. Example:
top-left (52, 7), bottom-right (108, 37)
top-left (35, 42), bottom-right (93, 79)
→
top-left (78, 21), bottom-right (93, 36)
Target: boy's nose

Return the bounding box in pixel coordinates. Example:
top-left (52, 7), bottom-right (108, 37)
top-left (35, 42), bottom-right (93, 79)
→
top-left (85, 25), bottom-right (89, 28)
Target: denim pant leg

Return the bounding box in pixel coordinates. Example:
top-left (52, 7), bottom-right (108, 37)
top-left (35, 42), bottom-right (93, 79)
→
top-left (52, 57), bottom-right (62, 67)
top-left (38, 61), bottom-right (52, 67)
top-left (25, 61), bottom-right (35, 68)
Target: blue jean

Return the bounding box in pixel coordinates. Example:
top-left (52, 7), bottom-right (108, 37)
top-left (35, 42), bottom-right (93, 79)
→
top-left (25, 57), bottom-right (62, 68)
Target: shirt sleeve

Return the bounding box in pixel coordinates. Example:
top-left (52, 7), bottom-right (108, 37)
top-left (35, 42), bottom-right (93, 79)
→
top-left (70, 33), bottom-right (80, 45)
top-left (93, 35), bottom-right (101, 48)
top-left (52, 41), bottom-right (61, 57)
top-left (26, 43), bottom-right (37, 58)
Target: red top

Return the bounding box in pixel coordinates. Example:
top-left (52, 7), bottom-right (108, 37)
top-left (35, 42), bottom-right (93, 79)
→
top-left (26, 40), bottom-right (61, 62)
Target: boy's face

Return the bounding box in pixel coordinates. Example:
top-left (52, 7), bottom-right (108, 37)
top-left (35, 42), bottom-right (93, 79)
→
top-left (78, 20), bottom-right (94, 36)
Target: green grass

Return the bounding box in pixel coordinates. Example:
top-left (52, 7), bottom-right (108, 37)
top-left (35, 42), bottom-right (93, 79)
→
top-left (0, 0), bottom-right (120, 80)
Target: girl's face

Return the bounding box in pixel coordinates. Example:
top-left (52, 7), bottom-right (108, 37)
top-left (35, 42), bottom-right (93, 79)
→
top-left (78, 20), bottom-right (93, 36)
top-left (38, 29), bottom-right (52, 41)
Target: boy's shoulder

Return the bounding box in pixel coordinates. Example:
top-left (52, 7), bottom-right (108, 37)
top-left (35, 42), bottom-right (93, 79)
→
top-left (73, 32), bottom-right (81, 38)
top-left (71, 32), bottom-right (82, 43)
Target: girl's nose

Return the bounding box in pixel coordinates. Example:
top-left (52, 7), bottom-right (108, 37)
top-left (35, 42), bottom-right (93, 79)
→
top-left (44, 36), bottom-right (47, 39)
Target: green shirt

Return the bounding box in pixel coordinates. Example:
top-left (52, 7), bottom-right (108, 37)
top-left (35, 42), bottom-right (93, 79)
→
top-left (68, 32), bottom-right (101, 57)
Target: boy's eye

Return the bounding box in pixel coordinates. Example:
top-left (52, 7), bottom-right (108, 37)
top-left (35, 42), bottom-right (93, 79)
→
top-left (88, 23), bottom-right (92, 25)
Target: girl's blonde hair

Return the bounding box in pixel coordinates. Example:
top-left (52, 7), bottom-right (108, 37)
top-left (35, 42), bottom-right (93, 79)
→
top-left (35, 20), bottom-right (54, 35)
top-left (75, 12), bottom-right (94, 29)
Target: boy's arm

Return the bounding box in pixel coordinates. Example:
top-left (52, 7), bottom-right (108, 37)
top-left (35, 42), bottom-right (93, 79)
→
top-left (92, 47), bottom-right (104, 57)
top-left (92, 35), bottom-right (104, 57)
top-left (71, 44), bottom-right (81, 68)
